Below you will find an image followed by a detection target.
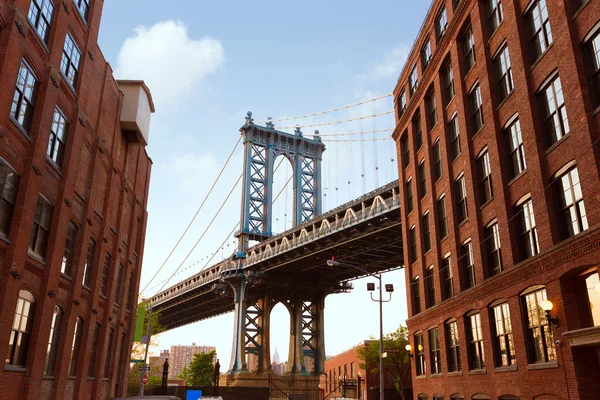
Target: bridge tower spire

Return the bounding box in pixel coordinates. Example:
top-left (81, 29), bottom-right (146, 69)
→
top-left (237, 112), bottom-right (325, 251)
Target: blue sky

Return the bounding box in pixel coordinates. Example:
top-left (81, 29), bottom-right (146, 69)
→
top-left (98, 0), bottom-right (431, 369)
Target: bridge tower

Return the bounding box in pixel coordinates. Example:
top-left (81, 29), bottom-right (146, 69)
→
top-left (225, 113), bottom-right (327, 379)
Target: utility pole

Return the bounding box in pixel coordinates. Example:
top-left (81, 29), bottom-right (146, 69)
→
top-left (139, 304), bottom-right (152, 396)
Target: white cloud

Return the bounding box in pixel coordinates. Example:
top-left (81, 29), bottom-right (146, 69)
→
top-left (115, 20), bottom-right (225, 108)
top-left (369, 45), bottom-right (409, 79)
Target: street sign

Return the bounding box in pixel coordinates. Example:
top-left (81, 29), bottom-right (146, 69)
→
top-left (138, 366), bottom-right (150, 371)
top-left (131, 359), bottom-right (144, 363)
top-left (142, 374), bottom-right (148, 385)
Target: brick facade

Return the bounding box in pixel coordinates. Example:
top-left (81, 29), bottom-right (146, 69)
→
top-left (0, 1), bottom-right (152, 399)
top-left (392, 0), bottom-right (600, 399)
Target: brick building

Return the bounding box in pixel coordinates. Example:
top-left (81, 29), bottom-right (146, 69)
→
top-left (392, 0), bottom-right (600, 399)
top-left (0, 0), bottom-right (154, 399)
top-left (169, 343), bottom-right (217, 378)
top-left (321, 342), bottom-right (411, 400)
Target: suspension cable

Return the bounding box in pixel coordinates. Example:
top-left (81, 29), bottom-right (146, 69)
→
top-left (277, 110), bottom-right (394, 130)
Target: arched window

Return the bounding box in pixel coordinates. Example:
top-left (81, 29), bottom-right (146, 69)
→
top-left (418, 394), bottom-right (428, 400)
top-left (0, 159), bottom-right (20, 236)
top-left (499, 395), bottom-right (520, 400)
top-left (7, 290), bottom-right (36, 366)
top-left (68, 317), bottom-right (84, 376)
top-left (450, 394), bottom-right (465, 400)
top-left (44, 305), bottom-right (63, 375)
top-left (472, 395), bottom-right (490, 400)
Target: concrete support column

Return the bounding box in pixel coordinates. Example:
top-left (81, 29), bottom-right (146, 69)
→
top-left (227, 278), bottom-right (248, 373)
top-left (287, 297), bottom-right (305, 374)
top-left (313, 295), bottom-right (326, 376)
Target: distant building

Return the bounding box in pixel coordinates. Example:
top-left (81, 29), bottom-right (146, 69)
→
top-left (273, 348), bottom-right (281, 364)
top-left (169, 343), bottom-right (216, 378)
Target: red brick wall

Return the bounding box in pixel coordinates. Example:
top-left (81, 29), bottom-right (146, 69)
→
top-left (393, 0), bottom-right (600, 399)
top-left (0, 1), bottom-right (152, 399)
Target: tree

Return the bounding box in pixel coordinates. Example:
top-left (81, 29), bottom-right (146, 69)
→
top-left (130, 308), bottom-right (166, 360)
top-left (356, 325), bottom-right (411, 399)
top-left (179, 350), bottom-right (217, 387)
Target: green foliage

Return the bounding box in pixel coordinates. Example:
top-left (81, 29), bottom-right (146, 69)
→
top-left (179, 350), bottom-right (217, 387)
top-left (131, 310), bottom-right (166, 359)
top-left (356, 325), bottom-right (410, 398)
top-left (127, 366), bottom-right (163, 395)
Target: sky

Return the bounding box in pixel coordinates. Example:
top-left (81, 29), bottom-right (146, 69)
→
top-left (97, 0), bottom-right (432, 369)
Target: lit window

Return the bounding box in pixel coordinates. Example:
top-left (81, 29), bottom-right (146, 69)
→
top-left (11, 60), bottom-right (39, 132)
top-left (61, 32), bottom-right (81, 88)
top-left (415, 333), bottom-right (426, 376)
top-left (477, 150), bottom-right (493, 204)
top-left (469, 84), bottom-right (484, 133)
top-left (28, 0), bottom-right (54, 43)
top-left (7, 290), bottom-right (36, 366)
top-left (418, 160), bottom-right (427, 199)
top-left (464, 26), bottom-right (476, 72)
top-left (429, 327), bottom-right (442, 374)
top-left (74, 0), bottom-right (90, 21)
top-left (441, 255), bottom-right (453, 300)
top-left (422, 38), bottom-right (432, 70)
top-left (449, 115), bottom-right (460, 161)
top-left (44, 305), bottom-right (63, 376)
top-left (432, 140), bottom-right (442, 181)
top-left (491, 302), bottom-right (515, 367)
top-left (556, 166), bottom-right (588, 238)
top-left (422, 212), bottom-right (431, 252)
top-left (495, 45), bottom-right (514, 102)
top-left (425, 266), bottom-right (435, 308)
top-left (516, 198), bottom-right (540, 260)
top-left (467, 312), bottom-right (485, 370)
top-left (409, 64), bottom-right (419, 96)
top-left (485, 222), bottom-right (502, 277)
top-left (437, 195), bottom-right (448, 239)
top-left (461, 241), bottom-right (475, 290)
top-left (68, 317), bottom-right (84, 376)
top-left (29, 195), bottom-right (54, 258)
top-left (446, 320), bottom-right (461, 372)
top-left (505, 118), bottom-right (526, 179)
top-left (436, 7), bottom-right (448, 40)
top-left (61, 221), bottom-right (78, 277)
top-left (488, 0), bottom-right (503, 34)
top-left (47, 107), bottom-right (69, 166)
top-left (0, 161), bottom-right (20, 236)
top-left (527, 0), bottom-right (553, 61)
top-left (455, 175), bottom-right (468, 223)
top-left (82, 238), bottom-right (97, 288)
top-left (540, 75), bottom-right (569, 146)
top-left (584, 29), bottom-right (600, 107)
top-left (523, 288), bottom-right (556, 363)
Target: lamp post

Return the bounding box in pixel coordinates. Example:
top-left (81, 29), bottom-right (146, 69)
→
top-left (326, 259), bottom-right (393, 400)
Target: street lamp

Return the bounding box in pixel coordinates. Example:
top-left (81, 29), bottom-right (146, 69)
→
top-left (326, 259), bottom-right (393, 400)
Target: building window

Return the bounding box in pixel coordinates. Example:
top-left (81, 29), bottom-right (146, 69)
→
top-left (103, 327), bottom-right (115, 378)
top-left (61, 32), bottom-right (82, 88)
top-left (540, 75), bottom-right (569, 146)
top-left (413, 113), bottom-right (423, 149)
top-left (495, 45), bottom-right (514, 102)
top-left (523, 287), bottom-right (556, 363)
top-left (572, 0), bottom-right (585, 12)
top-left (488, 0), bottom-right (503, 34)
top-left (469, 84), bottom-right (484, 133)
top-left (464, 25), bottom-right (476, 72)
top-left (461, 241), bottom-right (476, 290)
top-left (0, 161), bottom-right (20, 236)
top-left (455, 175), bottom-right (468, 223)
top-left (485, 222), bottom-right (502, 277)
top-left (422, 212), bottom-right (431, 253)
top-left (425, 266), bottom-right (435, 308)
top-left (47, 107), bottom-right (69, 166)
top-left (491, 302), bottom-right (515, 367)
top-left (436, 7), bottom-right (448, 40)
top-left (126, 272), bottom-right (134, 311)
top-left (61, 222), bottom-right (78, 277)
top-left (88, 323), bottom-right (100, 378)
top-left (505, 118), bottom-right (526, 179)
top-left (418, 160), bottom-right (427, 199)
top-left (100, 252), bottom-right (111, 297)
top-left (82, 238), bottom-right (97, 288)
top-left (398, 91), bottom-right (407, 118)
top-left (29, 196), bottom-right (53, 258)
top-left (28, 0), bottom-right (54, 43)
top-left (68, 317), bottom-right (83, 376)
top-left (443, 60), bottom-right (455, 105)
top-left (409, 64), bottom-right (419, 96)
top-left (433, 140), bottom-right (442, 182)
top-left (409, 226), bottom-right (418, 265)
top-left (477, 150), bottom-right (493, 204)
top-left (115, 263), bottom-right (125, 306)
top-left (453, 0), bottom-right (461, 10)
top-left (427, 90), bottom-right (437, 130)
top-left (422, 38), bottom-right (432, 70)
top-left (437, 196), bottom-right (448, 239)
top-left (449, 115), bottom-right (460, 161)
top-left (516, 198), bottom-right (539, 260)
top-left (44, 305), bottom-right (63, 376)
top-left (74, 0), bottom-right (90, 22)
top-left (406, 178), bottom-right (414, 213)
top-left (415, 333), bottom-right (426, 376)
top-left (11, 60), bottom-right (39, 132)
top-left (556, 166), bottom-right (588, 238)
top-left (527, 0), bottom-right (553, 62)
top-left (401, 132), bottom-right (410, 169)
top-left (7, 291), bottom-right (36, 366)
top-left (466, 313), bottom-right (485, 370)
top-left (446, 320), bottom-right (461, 372)
top-left (412, 277), bottom-right (421, 315)
top-left (584, 29), bottom-right (600, 108)
top-left (441, 255), bottom-right (454, 300)
top-left (429, 328), bottom-right (442, 374)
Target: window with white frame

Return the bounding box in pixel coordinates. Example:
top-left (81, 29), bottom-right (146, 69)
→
top-left (449, 115), bottom-right (460, 160)
top-left (47, 107), bottom-right (69, 166)
top-left (469, 84), bottom-right (484, 133)
top-left (540, 75), bottom-right (569, 146)
top-left (488, 0), bottom-right (503, 34)
top-left (505, 118), bottom-right (526, 179)
top-left (495, 45), bottom-right (514, 102)
top-left (515, 198), bottom-right (540, 260)
top-left (0, 160), bottom-right (20, 236)
top-left (461, 241), bottom-right (475, 290)
top-left (28, 0), bottom-right (54, 43)
top-left (556, 166), bottom-right (588, 238)
top-left (436, 6), bottom-right (448, 40)
top-left (477, 150), bottom-right (493, 204)
top-left (467, 312), bottom-right (485, 370)
top-left (409, 64), bottom-right (419, 96)
top-left (60, 32), bottom-right (82, 88)
top-left (491, 302), bottom-right (516, 367)
top-left (11, 60), bottom-right (39, 132)
top-left (527, 0), bottom-right (553, 61)
top-left (485, 222), bottom-right (502, 277)
top-left (464, 25), bottom-right (476, 72)
top-left (455, 174), bottom-right (468, 223)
